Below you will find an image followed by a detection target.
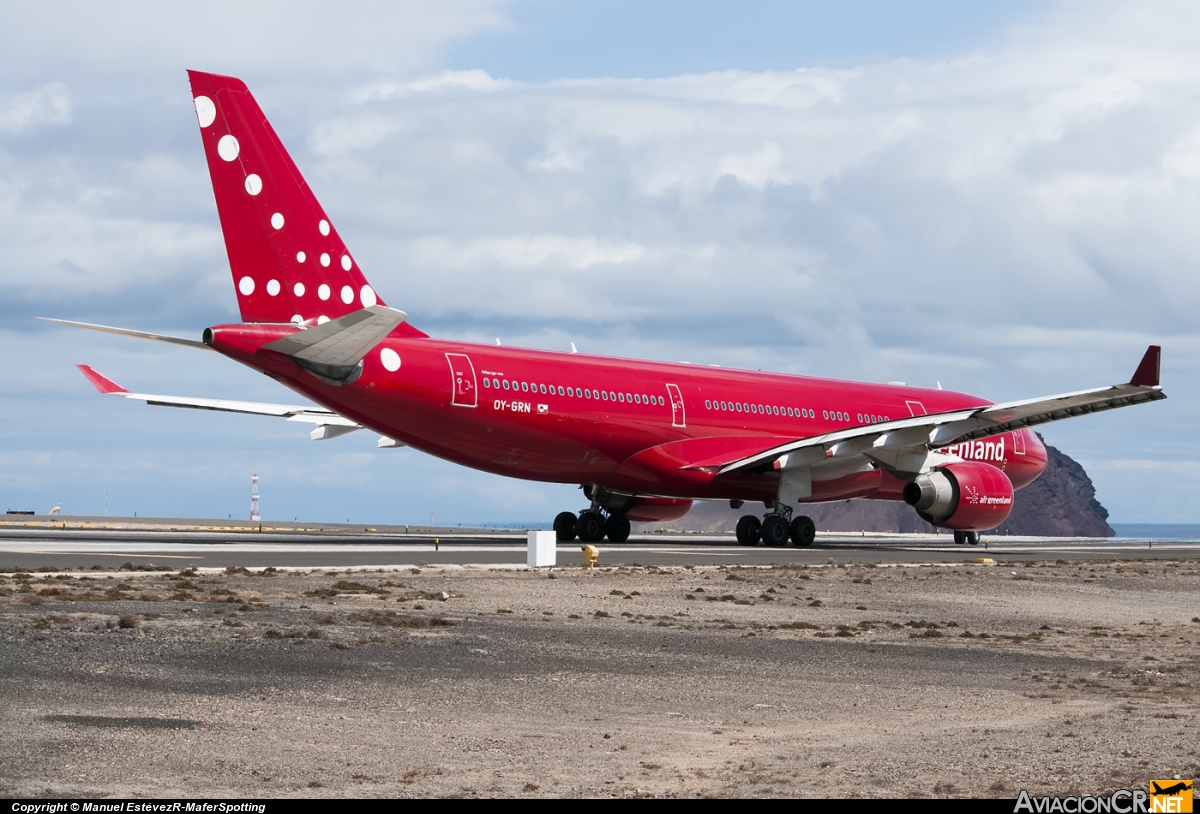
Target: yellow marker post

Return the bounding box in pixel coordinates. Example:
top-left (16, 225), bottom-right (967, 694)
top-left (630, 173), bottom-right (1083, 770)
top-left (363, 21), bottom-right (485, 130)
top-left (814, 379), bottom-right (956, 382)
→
top-left (581, 544), bottom-right (599, 570)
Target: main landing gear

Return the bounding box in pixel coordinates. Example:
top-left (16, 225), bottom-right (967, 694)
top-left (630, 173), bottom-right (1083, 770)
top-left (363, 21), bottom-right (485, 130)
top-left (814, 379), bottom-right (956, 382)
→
top-left (554, 510), bottom-right (631, 543)
top-left (953, 530), bottom-right (980, 546)
top-left (736, 513), bottom-right (816, 547)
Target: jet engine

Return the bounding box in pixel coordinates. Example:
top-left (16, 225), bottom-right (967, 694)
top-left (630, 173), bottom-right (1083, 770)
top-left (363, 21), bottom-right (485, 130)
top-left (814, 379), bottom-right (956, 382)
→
top-left (903, 461), bottom-right (1014, 531)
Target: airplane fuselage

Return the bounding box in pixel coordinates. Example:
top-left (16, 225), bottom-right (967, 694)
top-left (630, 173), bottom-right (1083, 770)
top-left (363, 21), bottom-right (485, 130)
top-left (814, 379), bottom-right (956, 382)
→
top-left (208, 323), bottom-right (1049, 506)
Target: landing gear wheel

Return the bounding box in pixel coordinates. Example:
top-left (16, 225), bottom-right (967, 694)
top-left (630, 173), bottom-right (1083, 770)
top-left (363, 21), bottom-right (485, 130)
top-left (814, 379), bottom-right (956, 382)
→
top-left (576, 511), bottom-right (605, 543)
top-left (966, 531), bottom-right (980, 546)
top-left (761, 515), bottom-right (789, 547)
top-left (604, 514), bottom-right (631, 542)
top-left (789, 515), bottom-right (816, 547)
top-left (953, 530), bottom-right (966, 545)
top-left (554, 511), bottom-right (578, 542)
top-left (735, 515), bottom-right (761, 546)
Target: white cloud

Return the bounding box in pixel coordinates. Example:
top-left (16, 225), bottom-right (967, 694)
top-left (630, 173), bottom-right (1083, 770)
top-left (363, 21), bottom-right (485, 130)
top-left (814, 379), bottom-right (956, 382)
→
top-left (353, 70), bottom-right (516, 102)
top-left (0, 2), bottom-right (510, 85)
top-left (0, 82), bottom-right (70, 133)
top-left (4, 0), bottom-right (1200, 522)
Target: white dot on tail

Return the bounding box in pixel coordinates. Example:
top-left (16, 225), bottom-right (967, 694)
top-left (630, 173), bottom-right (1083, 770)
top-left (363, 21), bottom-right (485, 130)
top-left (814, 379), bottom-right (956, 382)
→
top-left (217, 134), bottom-right (239, 162)
top-left (341, 254), bottom-right (352, 271)
top-left (291, 314), bottom-right (303, 325)
top-left (340, 285), bottom-right (353, 304)
top-left (194, 96), bottom-right (216, 128)
top-left (244, 174), bottom-right (262, 196)
top-left (319, 219), bottom-right (330, 236)
top-left (296, 251), bottom-right (306, 263)
top-left (320, 253), bottom-right (330, 267)
top-left (317, 315), bottom-right (330, 325)
top-left (294, 282), bottom-right (306, 297)
top-left (380, 348), bottom-right (401, 372)
top-left (267, 279), bottom-right (281, 296)
top-left (318, 284), bottom-right (330, 301)
top-left (238, 276), bottom-right (255, 296)
top-left (271, 213), bottom-right (284, 229)
top-left (360, 285), bottom-right (377, 308)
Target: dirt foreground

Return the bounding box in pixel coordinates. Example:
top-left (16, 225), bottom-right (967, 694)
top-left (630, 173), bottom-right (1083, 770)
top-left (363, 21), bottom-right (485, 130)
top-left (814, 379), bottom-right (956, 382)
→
top-left (1, 558), bottom-right (1198, 798)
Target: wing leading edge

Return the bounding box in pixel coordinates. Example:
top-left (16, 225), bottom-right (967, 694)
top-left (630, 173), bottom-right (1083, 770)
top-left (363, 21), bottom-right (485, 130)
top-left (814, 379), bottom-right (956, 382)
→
top-left (75, 365), bottom-right (404, 447)
top-left (715, 345), bottom-right (1165, 477)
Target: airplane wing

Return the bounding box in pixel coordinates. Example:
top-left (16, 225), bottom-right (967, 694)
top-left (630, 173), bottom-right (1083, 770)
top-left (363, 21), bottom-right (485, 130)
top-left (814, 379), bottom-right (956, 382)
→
top-left (715, 345), bottom-right (1165, 477)
top-left (74, 364), bottom-right (398, 443)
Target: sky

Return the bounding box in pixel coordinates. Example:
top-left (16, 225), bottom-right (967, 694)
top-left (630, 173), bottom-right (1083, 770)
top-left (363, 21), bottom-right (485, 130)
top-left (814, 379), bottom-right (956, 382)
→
top-left (1, 0), bottom-right (1197, 525)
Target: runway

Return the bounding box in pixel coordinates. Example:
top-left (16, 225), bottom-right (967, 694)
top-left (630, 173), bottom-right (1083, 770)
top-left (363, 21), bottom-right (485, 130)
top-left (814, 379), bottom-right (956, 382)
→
top-left (1, 521), bottom-right (1195, 570)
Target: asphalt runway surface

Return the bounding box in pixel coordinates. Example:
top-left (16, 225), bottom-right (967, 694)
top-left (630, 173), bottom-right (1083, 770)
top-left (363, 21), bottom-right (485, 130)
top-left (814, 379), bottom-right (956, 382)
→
top-left (1, 521), bottom-right (1196, 571)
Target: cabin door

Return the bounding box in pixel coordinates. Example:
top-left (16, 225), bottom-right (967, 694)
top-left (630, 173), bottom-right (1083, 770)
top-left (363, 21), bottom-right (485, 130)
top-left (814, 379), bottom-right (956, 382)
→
top-left (446, 353), bottom-right (478, 408)
top-left (666, 383), bottom-right (686, 428)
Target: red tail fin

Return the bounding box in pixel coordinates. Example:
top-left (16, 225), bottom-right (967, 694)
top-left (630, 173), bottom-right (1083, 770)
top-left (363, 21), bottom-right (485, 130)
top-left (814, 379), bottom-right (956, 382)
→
top-left (187, 70), bottom-right (425, 336)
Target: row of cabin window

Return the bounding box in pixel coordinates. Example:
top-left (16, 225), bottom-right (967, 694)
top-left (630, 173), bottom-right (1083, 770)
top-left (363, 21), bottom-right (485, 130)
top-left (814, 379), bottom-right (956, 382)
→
top-left (704, 399), bottom-right (890, 425)
top-left (483, 377), bottom-right (666, 406)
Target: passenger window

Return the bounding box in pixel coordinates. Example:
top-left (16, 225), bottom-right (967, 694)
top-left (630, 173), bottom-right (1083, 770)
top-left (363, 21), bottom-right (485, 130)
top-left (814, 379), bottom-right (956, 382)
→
top-left (503, 380), bottom-right (510, 390)
top-left (521, 382), bottom-right (528, 392)
top-left (601, 391), bottom-right (608, 400)
top-left (483, 378), bottom-right (490, 388)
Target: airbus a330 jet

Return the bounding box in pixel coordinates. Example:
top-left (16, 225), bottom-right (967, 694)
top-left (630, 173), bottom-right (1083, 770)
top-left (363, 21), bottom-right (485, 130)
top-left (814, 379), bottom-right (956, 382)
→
top-left (49, 71), bottom-right (1166, 546)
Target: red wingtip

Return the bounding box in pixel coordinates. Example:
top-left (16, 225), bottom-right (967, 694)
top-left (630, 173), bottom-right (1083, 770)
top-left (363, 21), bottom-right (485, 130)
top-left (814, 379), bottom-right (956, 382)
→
top-left (76, 365), bottom-right (128, 395)
top-left (1129, 345), bottom-right (1161, 387)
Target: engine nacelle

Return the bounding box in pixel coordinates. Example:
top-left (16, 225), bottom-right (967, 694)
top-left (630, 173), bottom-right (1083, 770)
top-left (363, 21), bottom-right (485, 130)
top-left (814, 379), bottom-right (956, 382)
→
top-left (585, 486), bottom-right (693, 523)
top-left (624, 496), bottom-right (693, 523)
top-left (903, 461), bottom-right (1014, 531)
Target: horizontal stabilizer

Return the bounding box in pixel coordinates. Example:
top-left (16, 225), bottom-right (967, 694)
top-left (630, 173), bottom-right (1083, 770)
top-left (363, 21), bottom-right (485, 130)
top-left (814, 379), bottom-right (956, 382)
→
top-left (40, 318), bottom-right (211, 350)
top-left (263, 306), bottom-right (407, 374)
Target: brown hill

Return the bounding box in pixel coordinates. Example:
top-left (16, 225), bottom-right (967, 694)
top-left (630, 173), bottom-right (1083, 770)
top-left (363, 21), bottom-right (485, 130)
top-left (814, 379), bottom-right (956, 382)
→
top-left (634, 436), bottom-right (1113, 537)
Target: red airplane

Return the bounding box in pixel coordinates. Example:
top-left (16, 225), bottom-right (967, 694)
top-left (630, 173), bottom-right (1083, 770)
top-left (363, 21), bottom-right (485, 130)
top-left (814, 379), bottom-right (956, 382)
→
top-left (48, 71), bottom-right (1166, 547)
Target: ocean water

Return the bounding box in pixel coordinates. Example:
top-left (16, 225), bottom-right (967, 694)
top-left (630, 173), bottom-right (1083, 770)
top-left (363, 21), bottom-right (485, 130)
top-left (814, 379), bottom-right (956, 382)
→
top-left (1110, 523), bottom-right (1200, 540)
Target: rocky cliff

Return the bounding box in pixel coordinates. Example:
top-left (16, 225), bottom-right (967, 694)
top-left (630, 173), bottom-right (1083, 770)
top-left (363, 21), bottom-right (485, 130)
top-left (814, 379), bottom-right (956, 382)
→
top-left (634, 436), bottom-right (1113, 537)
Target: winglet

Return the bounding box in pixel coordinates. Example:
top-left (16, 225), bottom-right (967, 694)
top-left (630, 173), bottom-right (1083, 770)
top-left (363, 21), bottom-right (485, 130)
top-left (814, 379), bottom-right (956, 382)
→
top-left (1129, 345), bottom-right (1161, 387)
top-left (76, 365), bottom-right (128, 395)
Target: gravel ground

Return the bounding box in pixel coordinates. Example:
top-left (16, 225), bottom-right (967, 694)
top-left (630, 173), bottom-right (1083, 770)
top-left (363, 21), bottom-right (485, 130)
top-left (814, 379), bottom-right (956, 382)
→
top-left (1, 559), bottom-right (1197, 798)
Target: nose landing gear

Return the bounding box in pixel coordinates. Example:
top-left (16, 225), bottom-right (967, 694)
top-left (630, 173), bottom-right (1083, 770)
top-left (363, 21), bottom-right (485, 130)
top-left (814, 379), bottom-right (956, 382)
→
top-left (952, 530), bottom-right (980, 545)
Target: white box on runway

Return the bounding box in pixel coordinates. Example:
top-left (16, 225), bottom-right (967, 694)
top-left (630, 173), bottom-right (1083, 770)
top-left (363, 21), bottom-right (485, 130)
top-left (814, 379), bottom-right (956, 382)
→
top-left (527, 530), bottom-right (556, 567)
